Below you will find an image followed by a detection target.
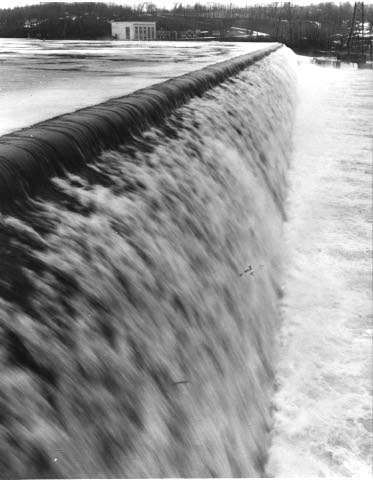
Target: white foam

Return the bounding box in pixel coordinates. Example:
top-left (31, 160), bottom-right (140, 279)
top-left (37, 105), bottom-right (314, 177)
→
top-left (266, 57), bottom-right (373, 477)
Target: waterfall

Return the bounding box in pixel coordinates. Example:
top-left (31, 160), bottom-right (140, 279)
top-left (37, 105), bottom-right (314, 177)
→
top-left (0, 46), bottom-right (296, 477)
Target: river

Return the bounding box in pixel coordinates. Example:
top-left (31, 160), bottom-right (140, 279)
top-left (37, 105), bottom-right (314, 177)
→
top-left (0, 41), bottom-right (371, 478)
top-left (0, 38), bottom-right (273, 136)
top-left (267, 57), bottom-right (372, 477)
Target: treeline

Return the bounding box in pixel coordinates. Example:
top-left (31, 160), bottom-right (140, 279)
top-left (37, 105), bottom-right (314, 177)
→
top-left (169, 2), bottom-right (372, 50)
top-left (0, 2), bottom-right (141, 39)
top-left (0, 1), bottom-right (372, 51)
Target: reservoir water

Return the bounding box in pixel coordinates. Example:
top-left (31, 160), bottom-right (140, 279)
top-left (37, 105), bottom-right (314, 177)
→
top-left (0, 39), bottom-right (273, 136)
top-left (0, 40), bottom-right (371, 477)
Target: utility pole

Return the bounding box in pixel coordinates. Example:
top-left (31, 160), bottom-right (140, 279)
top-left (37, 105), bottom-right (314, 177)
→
top-left (347, 2), bottom-right (357, 55)
top-left (361, 2), bottom-right (365, 55)
top-left (287, 2), bottom-right (293, 45)
top-left (347, 2), bottom-right (366, 58)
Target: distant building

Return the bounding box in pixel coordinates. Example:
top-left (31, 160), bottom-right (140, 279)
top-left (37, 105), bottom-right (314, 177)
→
top-left (157, 29), bottom-right (178, 40)
top-left (179, 29), bottom-right (200, 39)
top-left (111, 21), bottom-right (156, 41)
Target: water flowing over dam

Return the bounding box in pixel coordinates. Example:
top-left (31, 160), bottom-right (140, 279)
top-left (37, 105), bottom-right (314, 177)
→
top-left (1, 41), bottom-right (372, 478)
top-left (0, 45), bottom-right (297, 477)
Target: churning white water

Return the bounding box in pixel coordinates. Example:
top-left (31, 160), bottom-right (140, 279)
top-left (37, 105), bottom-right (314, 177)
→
top-left (267, 58), bottom-right (372, 477)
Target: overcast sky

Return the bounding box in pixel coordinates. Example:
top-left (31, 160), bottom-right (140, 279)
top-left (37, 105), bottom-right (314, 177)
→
top-left (0, 0), bottom-right (329, 10)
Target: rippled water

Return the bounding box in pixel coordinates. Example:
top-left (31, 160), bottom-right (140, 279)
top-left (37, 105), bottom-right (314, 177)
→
top-left (267, 57), bottom-right (373, 477)
top-left (0, 39), bottom-right (273, 136)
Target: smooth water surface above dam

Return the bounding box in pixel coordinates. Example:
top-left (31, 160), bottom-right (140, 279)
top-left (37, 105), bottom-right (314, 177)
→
top-left (0, 39), bottom-right (273, 136)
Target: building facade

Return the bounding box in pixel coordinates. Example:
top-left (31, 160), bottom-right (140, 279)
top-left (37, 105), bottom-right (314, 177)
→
top-left (111, 21), bottom-right (156, 41)
top-left (157, 29), bottom-right (178, 40)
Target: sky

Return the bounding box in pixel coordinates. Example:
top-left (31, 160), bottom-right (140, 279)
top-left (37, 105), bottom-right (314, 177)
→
top-left (0, 0), bottom-right (330, 10)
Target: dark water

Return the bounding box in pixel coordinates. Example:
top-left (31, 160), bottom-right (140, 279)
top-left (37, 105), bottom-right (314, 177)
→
top-left (0, 47), bottom-right (296, 477)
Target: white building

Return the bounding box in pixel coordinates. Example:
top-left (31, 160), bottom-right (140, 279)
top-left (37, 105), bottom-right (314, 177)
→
top-left (111, 21), bottom-right (156, 41)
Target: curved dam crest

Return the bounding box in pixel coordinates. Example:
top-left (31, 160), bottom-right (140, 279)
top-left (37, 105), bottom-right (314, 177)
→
top-left (0, 46), bottom-right (297, 477)
top-left (0, 44), bottom-right (281, 210)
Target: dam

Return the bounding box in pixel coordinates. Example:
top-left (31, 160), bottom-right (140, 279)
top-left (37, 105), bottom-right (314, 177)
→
top-left (0, 39), bottom-right (371, 478)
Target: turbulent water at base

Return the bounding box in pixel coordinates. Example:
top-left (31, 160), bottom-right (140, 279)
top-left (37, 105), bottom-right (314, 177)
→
top-left (266, 58), bottom-right (372, 477)
top-left (0, 48), bottom-right (296, 478)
